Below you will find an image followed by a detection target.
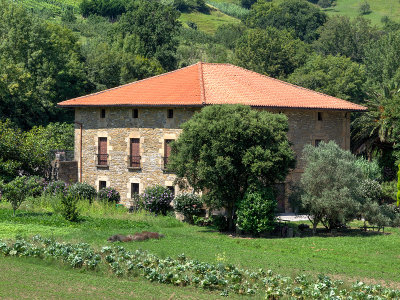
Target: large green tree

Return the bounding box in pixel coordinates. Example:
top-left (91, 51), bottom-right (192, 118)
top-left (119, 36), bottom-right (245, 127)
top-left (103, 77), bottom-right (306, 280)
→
top-left (245, 0), bottom-right (327, 43)
top-left (169, 105), bottom-right (296, 230)
top-left (118, 0), bottom-right (182, 71)
top-left (313, 16), bottom-right (380, 63)
top-left (234, 27), bottom-right (310, 78)
top-left (0, 2), bottom-right (89, 129)
top-left (287, 55), bottom-right (367, 103)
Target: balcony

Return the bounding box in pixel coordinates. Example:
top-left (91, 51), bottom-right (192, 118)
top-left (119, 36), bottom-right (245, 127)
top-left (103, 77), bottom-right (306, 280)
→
top-left (128, 155), bottom-right (141, 169)
top-left (96, 154), bottom-right (109, 167)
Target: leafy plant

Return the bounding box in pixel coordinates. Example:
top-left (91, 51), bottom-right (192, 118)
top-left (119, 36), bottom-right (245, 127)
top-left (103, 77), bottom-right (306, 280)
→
top-left (44, 181), bottom-right (69, 196)
top-left (61, 193), bottom-right (80, 222)
top-left (98, 187), bottom-right (121, 203)
top-left (173, 193), bottom-right (203, 224)
top-left (236, 188), bottom-right (276, 235)
top-left (141, 185), bottom-right (174, 216)
top-left (359, 1), bottom-right (371, 15)
top-left (1, 177), bottom-right (31, 216)
top-left (397, 164), bottom-right (400, 206)
top-left (68, 182), bottom-right (97, 203)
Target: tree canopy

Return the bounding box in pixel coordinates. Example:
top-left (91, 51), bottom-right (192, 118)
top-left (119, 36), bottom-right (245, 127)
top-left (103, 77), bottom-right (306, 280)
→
top-left (169, 104), bottom-right (296, 229)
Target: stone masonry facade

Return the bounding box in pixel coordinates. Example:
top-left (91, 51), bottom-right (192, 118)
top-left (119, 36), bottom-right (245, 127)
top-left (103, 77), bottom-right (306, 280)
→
top-left (74, 106), bottom-right (350, 210)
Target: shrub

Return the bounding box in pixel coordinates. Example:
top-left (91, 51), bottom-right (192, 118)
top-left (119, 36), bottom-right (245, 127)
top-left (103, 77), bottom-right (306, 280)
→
top-left (61, 193), bottom-right (80, 222)
top-left (25, 176), bottom-right (45, 198)
top-left (44, 181), bottom-right (69, 196)
top-left (1, 176), bottom-right (30, 216)
top-left (381, 180), bottom-right (397, 204)
top-left (98, 187), bottom-right (121, 203)
top-left (397, 164), bottom-right (400, 207)
top-left (317, 0), bottom-right (332, 8)
top-left (360, 179), bottom-right (382, 203)
top-left (359, 1), bottom-right (371, 15)
top-left (211, 215), bottom-right (228, 231)
top-left (68, 182), bottom-right (97, 202)
top-left (236, 188), bottom-right (276, 235)
top-left (141, 185), bottom-right (174, 215)
top-left (300, 141), bottom-right (363, 233)
top-left (173, 193), bottom-right (203, 223)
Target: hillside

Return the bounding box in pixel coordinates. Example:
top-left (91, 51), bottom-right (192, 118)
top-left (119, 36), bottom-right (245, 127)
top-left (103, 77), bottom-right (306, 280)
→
top-left (324, 0), bottom-right (400, 25)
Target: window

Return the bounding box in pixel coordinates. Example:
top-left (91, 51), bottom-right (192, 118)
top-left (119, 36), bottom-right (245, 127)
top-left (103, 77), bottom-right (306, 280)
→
top-left (100, 109), bottom-right (106, 118)
top-left (97, 137), bottom-right (108, 165)
top-left (129, 138), bottom-right (140, 168)
top-left (315, 139), bottom-right (322, 147)
top-left (163, 139), bottom-right (173, 169)
top-left (132, 109), bottom-right (138, 118)
top-left (167, 185), bottom-right (175, 197)
top-left (167, 109), bottom-right (173, 119)
top-left (131, 183), bottom-right (139, 199)
top-left (99, 181), bottom-right (107, 190)
top-left (318, 112), bottom-right (322, 121)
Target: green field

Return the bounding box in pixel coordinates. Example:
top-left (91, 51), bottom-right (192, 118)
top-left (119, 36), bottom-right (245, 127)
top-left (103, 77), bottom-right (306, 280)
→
top-left (324, 0), bottom-right (400, 24)
top-left (180, 8), bottom-right (240, 34)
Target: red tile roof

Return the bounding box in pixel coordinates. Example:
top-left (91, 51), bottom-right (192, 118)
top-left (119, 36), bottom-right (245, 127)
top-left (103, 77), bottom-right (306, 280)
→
top-left (58, 62), bottom-right (367, 111)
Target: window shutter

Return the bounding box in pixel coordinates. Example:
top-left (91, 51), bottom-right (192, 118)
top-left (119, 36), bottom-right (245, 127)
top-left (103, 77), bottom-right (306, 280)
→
top-left (130, 138), bottom-right (140, 167)
top-left (98, 137), bottom-right (107, 165)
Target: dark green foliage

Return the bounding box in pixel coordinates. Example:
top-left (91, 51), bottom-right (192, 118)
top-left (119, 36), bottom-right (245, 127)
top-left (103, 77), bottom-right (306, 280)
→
top-left (317, 0), bottom-right (332, 8)
top-left (359, 1), bottom-right (371, 15)
top-left (68, 182), bottom-right (97, 202)
top-left (98, 187), bottom-right (121, 203)
top-left (381, 181), bottom-right (397, 204)
top-left (210, 215), bottom-right (228, 231)
top-left (80, 0), bottom-right (127, 20)
top-left (61, 7), bottom-right (77, 23)
top-left (397, 164), bottom-right (400, 207)
top-left (0, 121), bottom-right (74, 181)
top-left (141, 185), bottom-right (174, 215)
top-left (0, 2), bottom-right (89, 129)
top-left (314, 16), bottom-right (380, 63)
top-left (118, 0), bottom-right (182, 71)
top-left (288, 55), bottom-right (367, 103)
top-left (173, 193), bottom-right (203, 224)
top-left (236, 188), bottom-right (276, 235)
top-left (234, 27), bottom-right (310, 78)
top-left (61, 193), bottom-right (80, 222)
top-left (44, 181), bottom-right (69, 196)
top-left (172, 0), bottom-right (209, 13)
top-left (169, 105), bottom-right (295, 230)
top-left (214, 23), bottom-right (246, 50)
top-left (1, 176), bottom-right (32, 216)
top-left (241, 0), bottom-right (257, 9)
top-left (25, 176), bottom-right (45, 198)
top-left (245, 0), bottom-right (327, 43)
top-left (300, 142), bottom-right (363, 233)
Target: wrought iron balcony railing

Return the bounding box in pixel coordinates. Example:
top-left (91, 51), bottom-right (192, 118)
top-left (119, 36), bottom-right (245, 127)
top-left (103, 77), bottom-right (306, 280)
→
top-left (96, 153), bottom-right (109, 166)
top-left (128, 155), bottom-right (141, 169)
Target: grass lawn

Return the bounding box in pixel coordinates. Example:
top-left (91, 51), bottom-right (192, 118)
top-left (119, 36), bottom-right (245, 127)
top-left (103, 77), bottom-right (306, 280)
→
top-left (1, 204), bottom-right (400, 287)
top-left (180, 9), bottom-right (240, 34)
top-left (0, 257), bottom-right (236, 299)
top-left (324, 0), bottom-right (400, 25)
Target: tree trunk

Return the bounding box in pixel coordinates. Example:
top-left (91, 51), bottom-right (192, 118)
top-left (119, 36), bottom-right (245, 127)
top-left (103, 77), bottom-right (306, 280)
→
top-left (312, 221), bottom-right (317, 235)
top-left (226, 205), bottom-right (235, 232)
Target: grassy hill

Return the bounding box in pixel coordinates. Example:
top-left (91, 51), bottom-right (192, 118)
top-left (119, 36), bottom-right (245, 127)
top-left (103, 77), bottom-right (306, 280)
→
top-left (324, 0), bottom-right (400, 25)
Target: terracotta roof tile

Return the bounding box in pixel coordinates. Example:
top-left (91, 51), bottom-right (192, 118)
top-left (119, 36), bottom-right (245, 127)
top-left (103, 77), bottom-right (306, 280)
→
top-left (58, 62), bottom-right (367, 111)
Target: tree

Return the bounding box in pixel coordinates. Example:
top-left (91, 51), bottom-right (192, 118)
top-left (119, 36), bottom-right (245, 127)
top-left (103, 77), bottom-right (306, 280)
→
top-left (313, 16), bottom-right (380, 63)
top-left (364, 31), bottom-right (400, 87)
top-left (245, 0), bottom-right (327, 43)
top-left (1, 176), bottom-right (31, 216)
top-left (359, 1), bottom-right (371, 15)
top-left (80, 0), bottom-right (127, 20)
top-left (234, 27), bottom-right (310, 78)
top-left (169, 105), bottom-right (296, 230)
top-left (287, 55), bottom-right (367, 103)
top-left (118, 0), bottom-right (182, 71)
top-left (397, 164), bottom-right (400, 207)
top-left (0, 2), bottom-right (90, 129)
top-left (300, 141), bottom-right (363, 234)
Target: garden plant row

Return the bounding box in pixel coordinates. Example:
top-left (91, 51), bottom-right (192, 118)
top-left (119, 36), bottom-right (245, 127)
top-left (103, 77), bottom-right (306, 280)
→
top-left (1, 235), bottom-right (399, 299)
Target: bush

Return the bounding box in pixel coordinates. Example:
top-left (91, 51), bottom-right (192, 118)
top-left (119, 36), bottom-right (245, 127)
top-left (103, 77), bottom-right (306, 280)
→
top-left (98, 187), bottom-right (121, 203)
top-left (359, 1), bottom-right (371, 15)
top-left (381, 180), bottom-right (397, 204)
top-left (1, 176), bottom-right (30, 216)
top-left (236, 188), bottom-right (276, 235)
top-left (61, 193), bottom-right (80, 222)
top-left (300, 141), bottom-right (363, 233)
top-left (141, 185), bottom-right (174, 215)
top-left (211, 215), bottom-right (228, 231)
top-left (44, 181), bottom-right (69, 196)
top-left (173, 193), bottom-right (203, 223)
top-left (317, 0), bottom-right (332, 8)
top-left (68, 182), bottom-right (97, 202)
top-left (25, 176), bottom-right (45, 198)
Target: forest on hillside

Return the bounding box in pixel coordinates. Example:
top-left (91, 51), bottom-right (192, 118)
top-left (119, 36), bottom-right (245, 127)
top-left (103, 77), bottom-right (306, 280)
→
top-left (0, 0), bottom-right (399, 184)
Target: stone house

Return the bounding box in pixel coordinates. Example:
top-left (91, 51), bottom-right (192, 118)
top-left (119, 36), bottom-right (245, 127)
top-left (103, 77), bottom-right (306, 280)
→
top-left (58, 62), bottom-right (366, 211)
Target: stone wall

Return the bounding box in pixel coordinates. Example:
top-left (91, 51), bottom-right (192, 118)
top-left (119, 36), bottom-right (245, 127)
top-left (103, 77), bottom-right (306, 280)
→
top-left (74, 107), bottom-right (350, 209)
